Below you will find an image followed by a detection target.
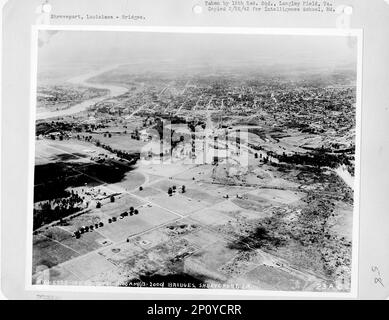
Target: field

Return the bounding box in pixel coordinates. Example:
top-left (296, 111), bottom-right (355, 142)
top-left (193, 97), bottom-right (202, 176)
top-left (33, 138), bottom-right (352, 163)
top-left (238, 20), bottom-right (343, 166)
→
top-left (33, 135), bottom-right (353, 291)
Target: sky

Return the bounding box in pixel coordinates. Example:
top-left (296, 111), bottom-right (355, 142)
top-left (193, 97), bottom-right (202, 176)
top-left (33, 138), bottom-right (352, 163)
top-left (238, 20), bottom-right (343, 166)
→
top-left (38, 30), bottom-right (358, 73)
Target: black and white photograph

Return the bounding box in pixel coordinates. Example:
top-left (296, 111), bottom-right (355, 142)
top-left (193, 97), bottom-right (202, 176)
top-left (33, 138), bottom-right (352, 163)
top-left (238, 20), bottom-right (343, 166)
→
top-left (29, 27), bottom-right (361, 295)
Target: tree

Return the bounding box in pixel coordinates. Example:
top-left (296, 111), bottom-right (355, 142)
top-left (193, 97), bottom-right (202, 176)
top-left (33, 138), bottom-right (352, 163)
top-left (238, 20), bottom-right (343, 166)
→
top-left (134, 209), bottom-right (139, 215)
top-left (96, 202), bottom-right (102, 209)
top-left (181, 185), bottom-right (186, 193)
top-left (139, 186), bottom-right (143, 191)
top-left (129, 206), bottom-right (134, 213)
top-left (168, 187), bottom-right (173, 196)
top-left (110, 195), bottom-right (115, 203)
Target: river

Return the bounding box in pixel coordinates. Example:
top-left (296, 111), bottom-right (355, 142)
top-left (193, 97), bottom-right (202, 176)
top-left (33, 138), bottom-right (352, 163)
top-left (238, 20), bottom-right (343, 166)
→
top-left (36, 65), bottom-right (128, 120)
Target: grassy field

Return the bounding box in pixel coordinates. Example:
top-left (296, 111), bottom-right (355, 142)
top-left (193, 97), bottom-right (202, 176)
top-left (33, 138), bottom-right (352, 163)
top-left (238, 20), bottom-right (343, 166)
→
top-left (242, 265), bottom-right (306, 291)
top-left (63, 252), bottom-right (119, 281)
top-left (89, 133), bottom-right (147, 153)
top-left (94, 205), bottom-right (179, 242)
top-left (33, 235), bottom-right (80, 273)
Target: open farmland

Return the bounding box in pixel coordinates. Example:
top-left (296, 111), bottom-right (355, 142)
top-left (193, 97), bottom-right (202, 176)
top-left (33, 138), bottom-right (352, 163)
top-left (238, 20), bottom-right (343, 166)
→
top-left (33, 135), bottom-right (354, 292)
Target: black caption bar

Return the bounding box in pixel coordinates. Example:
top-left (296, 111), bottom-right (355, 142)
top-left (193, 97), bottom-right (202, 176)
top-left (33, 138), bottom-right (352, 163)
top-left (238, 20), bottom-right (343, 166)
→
top-left (0, 300), bottom-right (386, 319)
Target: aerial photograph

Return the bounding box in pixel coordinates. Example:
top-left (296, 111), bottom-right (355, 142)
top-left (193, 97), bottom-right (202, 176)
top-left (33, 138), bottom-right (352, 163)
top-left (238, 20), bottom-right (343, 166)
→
top-left (31, 29), bottom-right (359, 293)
